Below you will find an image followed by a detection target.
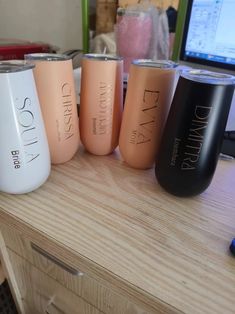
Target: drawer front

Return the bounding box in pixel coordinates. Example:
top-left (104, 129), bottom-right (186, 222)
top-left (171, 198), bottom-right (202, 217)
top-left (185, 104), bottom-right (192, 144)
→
top-left (8, 249), bottom-right (102, 314)
top-left (1, 224), bottom-right (150, 314)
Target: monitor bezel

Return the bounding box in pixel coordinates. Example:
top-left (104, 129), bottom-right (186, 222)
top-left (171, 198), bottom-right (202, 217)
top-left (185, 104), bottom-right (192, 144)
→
top-left (179, 0), bottom-right (235, 72)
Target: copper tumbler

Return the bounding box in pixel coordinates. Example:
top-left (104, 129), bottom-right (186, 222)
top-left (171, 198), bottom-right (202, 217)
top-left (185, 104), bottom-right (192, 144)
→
top-left (25, 53), bottom-right (80, 164)
top-left (119, 60), bottom-right (177, 169)
top-left (79, 54), bottom-right (123, 155)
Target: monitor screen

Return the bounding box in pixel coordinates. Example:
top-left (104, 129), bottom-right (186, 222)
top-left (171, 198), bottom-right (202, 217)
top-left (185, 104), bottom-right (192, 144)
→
top-left (180, 0), bottom-right (235, 73)
top-left (177, 0), bottom-right (235, 133)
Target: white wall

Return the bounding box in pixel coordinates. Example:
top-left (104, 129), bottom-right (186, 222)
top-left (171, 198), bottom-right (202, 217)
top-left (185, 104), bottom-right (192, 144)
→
top-left (0, 0), bottom-right (83, 52)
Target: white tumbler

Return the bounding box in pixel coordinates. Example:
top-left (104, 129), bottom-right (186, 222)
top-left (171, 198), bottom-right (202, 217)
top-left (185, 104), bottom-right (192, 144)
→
top-left (0, 61), bottom-right (51, 194)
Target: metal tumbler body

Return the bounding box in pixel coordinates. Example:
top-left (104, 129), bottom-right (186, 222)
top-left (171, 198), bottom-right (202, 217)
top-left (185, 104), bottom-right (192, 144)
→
top-left (79, 54), bottom-right (123, 155)
top-left (25, 53), bottom-right (80, 164)
top-left (0, 62), bottom-right (50, 194)
top-left (155, 70), bottom-right (235, 197)
top-left (119, 60), bottom-right (177, 169)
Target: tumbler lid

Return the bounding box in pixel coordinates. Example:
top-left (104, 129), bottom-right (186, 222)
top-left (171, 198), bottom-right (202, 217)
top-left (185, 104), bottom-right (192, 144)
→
top-left (181, 69), bottom-right (235, 85)
top-left (117, 7), bottom-right (151, 17)
top-left (132, 59), bottom-right (178, 69)
top-left (25, 53), bottom-right (70, 61)
top-left (0, 60), bottom-right (35, 73)
top-left (83, 54), bottom-right (122, 62)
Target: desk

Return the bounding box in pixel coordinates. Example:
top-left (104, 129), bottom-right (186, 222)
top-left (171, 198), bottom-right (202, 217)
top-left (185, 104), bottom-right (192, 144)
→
top-left (0, 147), bottom-right (234, 314)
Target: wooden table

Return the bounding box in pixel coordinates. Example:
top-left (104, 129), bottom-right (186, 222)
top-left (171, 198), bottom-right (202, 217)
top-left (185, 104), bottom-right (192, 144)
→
top-left (0, 147), bottom-right (234, 314)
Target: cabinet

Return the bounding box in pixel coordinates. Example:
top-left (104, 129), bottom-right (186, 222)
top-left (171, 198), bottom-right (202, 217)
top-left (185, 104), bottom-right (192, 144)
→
top-left (0, 224), bottom-right (148, 314)
top-left (0, 148), bottom-right (235, 314)
top-left (8, 250), bottom-right (102, 314)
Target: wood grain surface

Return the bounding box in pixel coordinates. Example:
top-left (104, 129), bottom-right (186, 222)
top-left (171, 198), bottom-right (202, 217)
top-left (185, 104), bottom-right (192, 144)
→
top-left (118, 0), bottom-right (179, 10)
top-left (96, 0), bottom-right (118, 34)
top-left (0, 147), bottom-right (234, 314)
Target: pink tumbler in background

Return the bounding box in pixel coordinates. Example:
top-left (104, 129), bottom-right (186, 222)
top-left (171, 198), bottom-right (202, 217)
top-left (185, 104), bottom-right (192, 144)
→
top-left (116, 8), bottom-right (152, 73)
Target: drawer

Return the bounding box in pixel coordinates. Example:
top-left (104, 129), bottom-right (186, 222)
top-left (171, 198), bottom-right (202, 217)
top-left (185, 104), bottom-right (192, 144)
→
top-left (1, 224), bottom-right (150, 314)
top-left (8, 249), bottom-right (102, 314)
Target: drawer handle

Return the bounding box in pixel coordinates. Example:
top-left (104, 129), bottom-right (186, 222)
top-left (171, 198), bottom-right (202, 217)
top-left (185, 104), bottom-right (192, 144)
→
top-left (31, 243), bottom-right (83, 276)
top-left (46, 296), bottom-right (66, 314)
top-left (46, 303), bottom-right (65, 314)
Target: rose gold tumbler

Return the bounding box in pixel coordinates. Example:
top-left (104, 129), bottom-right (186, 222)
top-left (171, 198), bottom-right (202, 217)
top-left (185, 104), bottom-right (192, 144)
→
top-left (25, 53), bottom-right (79, 164)
top-left (119, 60), bottom-right (177, 169)
top-left (79, 54), bottom-right (123, 155)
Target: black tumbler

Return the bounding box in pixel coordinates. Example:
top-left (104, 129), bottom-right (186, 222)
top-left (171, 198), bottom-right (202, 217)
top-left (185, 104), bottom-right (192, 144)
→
top-left (155, 69), bottom-right (235, 197)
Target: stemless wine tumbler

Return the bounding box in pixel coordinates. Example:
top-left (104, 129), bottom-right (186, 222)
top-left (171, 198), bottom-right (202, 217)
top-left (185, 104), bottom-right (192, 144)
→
top-left (116, 8), bottom-right (152, 73)
top-left (119, 60), bottom-right (178, 169)
top-left (0, 61), bottom-right (50, 194)
top-left (155, 69), bottom-right (235, 197)
top-left (25, 53), bottom-right (80, 164)
top-left (79, 54), bottom-right (123, 155)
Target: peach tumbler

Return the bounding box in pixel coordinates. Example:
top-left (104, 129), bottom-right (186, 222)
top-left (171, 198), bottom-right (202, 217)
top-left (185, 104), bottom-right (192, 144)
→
top-left (25, 53), bottom-right (79, 164)
top-left (79, 54), bottom-right (123, 155)
top-left (119, 60), bottom-right (177, 169)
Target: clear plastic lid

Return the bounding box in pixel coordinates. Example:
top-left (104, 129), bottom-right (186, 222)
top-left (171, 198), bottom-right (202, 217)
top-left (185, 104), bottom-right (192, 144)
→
top-left (25, 53), bottom-right (70, 61)
top-left (0, 60), bottom-right (34, 73)
top-left (83, 54), bottom-right (122, 62)
top-left (181, 69), bottom-right (235, 85)
top-left (132, 59), bottom-right (178, 69)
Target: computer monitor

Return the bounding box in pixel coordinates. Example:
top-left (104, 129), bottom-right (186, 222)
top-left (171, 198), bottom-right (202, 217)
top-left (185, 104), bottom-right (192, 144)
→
top-left (174, 0), bottom-right (235, 131)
